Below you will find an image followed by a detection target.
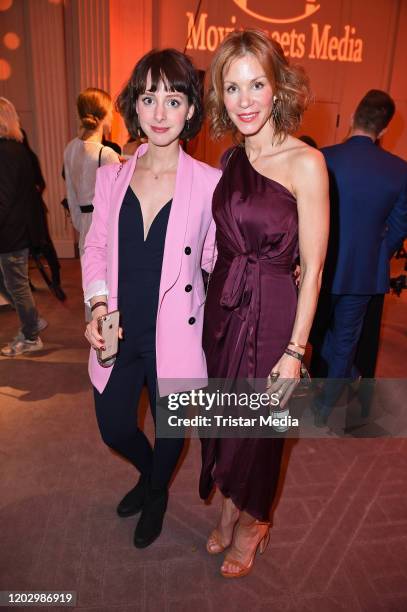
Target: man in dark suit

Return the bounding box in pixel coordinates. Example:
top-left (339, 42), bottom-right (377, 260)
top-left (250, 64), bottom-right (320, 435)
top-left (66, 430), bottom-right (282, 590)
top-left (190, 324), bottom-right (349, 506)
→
top-left (311, 90), bottom-right (407, 420)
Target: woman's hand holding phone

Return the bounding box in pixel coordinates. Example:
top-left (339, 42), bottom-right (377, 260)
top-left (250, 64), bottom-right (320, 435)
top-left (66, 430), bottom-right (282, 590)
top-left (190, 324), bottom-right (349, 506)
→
top-left (85, 303), bottom-right (123, 351)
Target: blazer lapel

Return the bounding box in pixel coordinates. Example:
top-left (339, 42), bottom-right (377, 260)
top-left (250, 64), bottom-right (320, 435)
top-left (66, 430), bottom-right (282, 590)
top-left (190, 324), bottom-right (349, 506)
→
top-left (111, 143), bottom-right (148, 216)
top-left (158, 146), bottom-right (193, 305)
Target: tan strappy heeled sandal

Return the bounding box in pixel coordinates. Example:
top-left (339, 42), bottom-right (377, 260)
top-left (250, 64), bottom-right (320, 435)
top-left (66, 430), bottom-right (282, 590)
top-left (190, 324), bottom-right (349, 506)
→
top-left (220, 521), bottom-right (270, 578)
top-left (206, 528), bottom-right (231, 554)
top-left (206, 497), bottom-right (239, 554)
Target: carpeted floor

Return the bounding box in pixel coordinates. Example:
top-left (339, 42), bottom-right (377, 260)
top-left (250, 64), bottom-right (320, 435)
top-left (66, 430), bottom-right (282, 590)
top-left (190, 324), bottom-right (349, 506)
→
top-left (0, 258), bottom-right (406, 612)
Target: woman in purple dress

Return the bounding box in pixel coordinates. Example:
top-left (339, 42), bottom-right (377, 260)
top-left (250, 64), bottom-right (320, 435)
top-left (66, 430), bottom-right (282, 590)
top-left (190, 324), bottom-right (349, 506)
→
top-left (200, 30), bottom-right (329, 577)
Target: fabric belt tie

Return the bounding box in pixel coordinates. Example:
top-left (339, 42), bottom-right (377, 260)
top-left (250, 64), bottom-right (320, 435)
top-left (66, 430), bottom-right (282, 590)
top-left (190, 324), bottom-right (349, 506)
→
top-left (219, 252), bottom-right (291, 378)
top-left (80, 204), bottom-right (94, 213)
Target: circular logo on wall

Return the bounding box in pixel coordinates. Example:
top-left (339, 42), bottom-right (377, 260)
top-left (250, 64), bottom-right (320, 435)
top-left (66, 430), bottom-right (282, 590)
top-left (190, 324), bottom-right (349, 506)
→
top-left (232, 0), bottom-right (321, 24)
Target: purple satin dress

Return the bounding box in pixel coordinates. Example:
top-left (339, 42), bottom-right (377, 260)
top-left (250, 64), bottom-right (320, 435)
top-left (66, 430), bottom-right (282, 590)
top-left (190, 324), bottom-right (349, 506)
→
top-left (200, 146), bottom-right (299, 521)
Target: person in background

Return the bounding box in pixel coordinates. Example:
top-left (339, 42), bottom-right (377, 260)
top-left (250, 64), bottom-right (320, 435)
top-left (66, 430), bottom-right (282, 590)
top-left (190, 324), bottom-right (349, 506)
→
top-left (22, 130), bottom-right (66, 302)
top-left (122, 136), bottom-right (141, 158)
top-left (0, 98), bottom-right (44, 356)
top-left (299, 134), bottom-right (318, 148)
top-left (310, 90), bottom-right (407, 422)
top-left (63, 87), bottom-right (120, 257)
top-left (354, 136), bottom-right (405, 387)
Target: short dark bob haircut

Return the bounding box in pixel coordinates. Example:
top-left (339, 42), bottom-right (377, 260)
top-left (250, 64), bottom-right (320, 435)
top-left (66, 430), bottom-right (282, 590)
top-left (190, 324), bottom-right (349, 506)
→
top-left (117, 48), bottom-right (203, 141)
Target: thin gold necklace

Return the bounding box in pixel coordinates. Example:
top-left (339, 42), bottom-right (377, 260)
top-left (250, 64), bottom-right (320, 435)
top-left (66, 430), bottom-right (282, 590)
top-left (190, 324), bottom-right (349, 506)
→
top-left (148, 164), bottom-right (177, 180)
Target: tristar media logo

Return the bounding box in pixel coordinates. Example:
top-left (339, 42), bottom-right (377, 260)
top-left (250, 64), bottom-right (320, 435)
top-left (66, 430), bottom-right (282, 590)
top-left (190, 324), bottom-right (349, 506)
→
top-left (232, 0), bottom-right (321, 24)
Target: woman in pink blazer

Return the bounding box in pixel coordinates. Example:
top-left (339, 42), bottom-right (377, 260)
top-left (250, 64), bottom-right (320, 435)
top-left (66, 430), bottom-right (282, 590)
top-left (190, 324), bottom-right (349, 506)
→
top-left (82, 49), bottom-right (220, 549)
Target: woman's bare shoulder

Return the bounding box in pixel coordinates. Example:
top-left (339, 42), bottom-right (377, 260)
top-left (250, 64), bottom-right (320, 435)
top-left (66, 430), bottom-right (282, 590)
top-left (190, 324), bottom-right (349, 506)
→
top-left (287, 136), bottom-right (326, 175)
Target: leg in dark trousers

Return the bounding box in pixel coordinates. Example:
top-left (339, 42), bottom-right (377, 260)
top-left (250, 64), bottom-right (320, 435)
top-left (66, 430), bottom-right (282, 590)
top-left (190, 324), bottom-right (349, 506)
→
top-left (315, 294), bottom-right (372, 420)
top-left (351, 294), bottom-right (385, 417)
top-left (93, 356), bottom-right (154, 476)
top-left (40, 241), bottom-right (61, 286)
top-left (320, 295), bottom-right (372, 378)
top-left (0, 266), bottom-right (14, 305)
top-left (93, 349), bottom-right (185, 487)
top-left (94, 345), bottom-right (185, 548)
top-left (355, 294), bottom-right (385, 378)
top-left (0, 248), bottom-right (39, 340)
top-left (310, 291), bottom-right (334, 378)
top-left (142, 351), bottom-right (185, 489)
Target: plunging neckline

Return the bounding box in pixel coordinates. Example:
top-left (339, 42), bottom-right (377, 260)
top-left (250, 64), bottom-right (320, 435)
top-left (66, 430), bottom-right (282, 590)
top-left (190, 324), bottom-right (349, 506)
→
top-left (241, 147), bottom-right (296, 201)
top-left (128, 187), bottom-right (172, 242)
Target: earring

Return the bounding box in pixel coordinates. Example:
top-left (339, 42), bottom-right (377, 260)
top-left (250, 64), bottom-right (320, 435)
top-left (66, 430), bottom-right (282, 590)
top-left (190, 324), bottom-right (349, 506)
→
top-left (221, 109), bottom-right (230, 128)
top-left (271, 96), bottom-right (280, 123)
top-left (185, 118), bottom-right (190, 132)
top-left (135, 119), bottom-right (142, 138)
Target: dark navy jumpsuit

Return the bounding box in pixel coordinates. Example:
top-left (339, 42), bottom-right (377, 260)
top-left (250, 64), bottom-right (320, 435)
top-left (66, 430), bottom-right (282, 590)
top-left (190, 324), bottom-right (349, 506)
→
top-left (93, 186), bottom-right (185, 488)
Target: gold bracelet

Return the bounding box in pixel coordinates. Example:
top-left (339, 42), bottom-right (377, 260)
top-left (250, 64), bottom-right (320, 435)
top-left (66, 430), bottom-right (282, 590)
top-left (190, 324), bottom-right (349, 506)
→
top-left (288, 340), bottom-right (306, 350)
top-left (284, 347), bottom-right (304, 361)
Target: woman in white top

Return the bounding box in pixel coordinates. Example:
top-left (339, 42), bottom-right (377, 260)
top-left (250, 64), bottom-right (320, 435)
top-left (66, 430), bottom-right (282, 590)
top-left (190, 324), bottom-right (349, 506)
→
top-left (64, 88), bottom-right (120, 255)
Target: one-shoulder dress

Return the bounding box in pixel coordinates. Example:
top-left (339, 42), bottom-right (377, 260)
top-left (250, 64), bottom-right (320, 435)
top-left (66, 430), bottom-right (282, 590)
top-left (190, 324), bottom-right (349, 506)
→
top-left (199, 145), bottom-right (299, 521)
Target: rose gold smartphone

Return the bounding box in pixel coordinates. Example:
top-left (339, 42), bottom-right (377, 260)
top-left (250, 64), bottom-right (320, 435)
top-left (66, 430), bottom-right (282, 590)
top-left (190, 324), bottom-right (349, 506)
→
top-left (96, 310), bottom-right (120, 366)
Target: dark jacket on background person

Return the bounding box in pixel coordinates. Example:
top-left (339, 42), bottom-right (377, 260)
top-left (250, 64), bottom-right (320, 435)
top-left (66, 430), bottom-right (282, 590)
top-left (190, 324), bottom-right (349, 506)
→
top-left (22, 131), bottom-right (52, 249)
top-left (321, 135), bottom-right (407, 294)
top-left (0, 138), bottom-right (38, 254)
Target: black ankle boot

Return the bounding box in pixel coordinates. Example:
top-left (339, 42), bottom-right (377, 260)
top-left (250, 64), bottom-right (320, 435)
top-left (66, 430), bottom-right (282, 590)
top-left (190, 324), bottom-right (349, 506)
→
top-left (133, 484), bottom-right (168, 548)
top-left (51, 284), bottom-right (67, 302)
top-left (116, 473), bottom-right (149, 517)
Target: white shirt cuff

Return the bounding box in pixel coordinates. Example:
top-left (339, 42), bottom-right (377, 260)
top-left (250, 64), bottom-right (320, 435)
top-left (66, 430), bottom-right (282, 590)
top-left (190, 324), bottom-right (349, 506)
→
top-left (84, 280), bottom-right (109, 306)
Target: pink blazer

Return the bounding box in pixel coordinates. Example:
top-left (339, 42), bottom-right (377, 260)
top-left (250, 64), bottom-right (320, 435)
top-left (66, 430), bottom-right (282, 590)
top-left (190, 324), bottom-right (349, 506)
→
top-left (82, 144), bottom-right (221, 396)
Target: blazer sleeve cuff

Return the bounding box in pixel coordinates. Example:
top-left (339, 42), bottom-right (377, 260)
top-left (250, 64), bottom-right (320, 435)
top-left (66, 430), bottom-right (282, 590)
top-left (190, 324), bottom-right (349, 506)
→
top-left (84, 280), bottom-right (109, 306)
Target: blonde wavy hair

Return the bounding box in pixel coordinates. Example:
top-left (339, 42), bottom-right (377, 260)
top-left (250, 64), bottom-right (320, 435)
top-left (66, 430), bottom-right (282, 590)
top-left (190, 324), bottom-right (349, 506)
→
top-left (206, 29), bottom-right (312, 143)
top-left (0, 97), bottom-right (23, 141)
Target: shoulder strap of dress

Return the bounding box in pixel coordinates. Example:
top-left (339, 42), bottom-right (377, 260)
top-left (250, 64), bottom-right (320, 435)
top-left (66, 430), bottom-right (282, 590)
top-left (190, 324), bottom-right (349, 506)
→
top-left (226, 147), bottom-right (237, 167)
top-left (220, 146), bottom-right (238, 170)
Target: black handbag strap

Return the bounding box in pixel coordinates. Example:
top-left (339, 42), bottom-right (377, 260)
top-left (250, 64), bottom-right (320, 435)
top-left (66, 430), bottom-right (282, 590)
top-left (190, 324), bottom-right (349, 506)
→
top-left (98, 145), bottom-right (104, 168)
